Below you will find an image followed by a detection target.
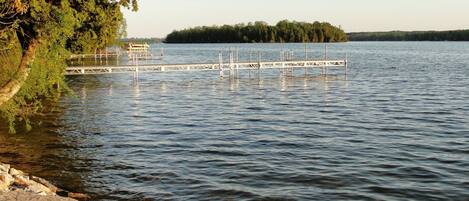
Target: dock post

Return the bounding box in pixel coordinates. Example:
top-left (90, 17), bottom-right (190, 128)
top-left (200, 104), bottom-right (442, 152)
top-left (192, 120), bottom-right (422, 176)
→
top-left (320, 45), bottom-right (324, 75)
top-left (324, 43), bottom-right (327, 60)
top-left (257, 51), bottom-right (261, 78)
top-left (304, 63), bottom-right (307, 76)
top-left (304, 43), bottom-right (308, 76)
top-left (229, 50), bottom-right (234, 78)
top-left (105, 49), bottom-right (108, 65)
top-left (234, 49), bottom-right (239, 78)
top-left (304, 43), bottom-right (308, 60)
top-left (99, 49), bottom-right (102, 65)
top-left (134, 63), bottom-right (139, 81)
top-left (325, 62), bottom-right (328, 75)
top-left (219, 52), bottom-right (224, 77)
top-left (345, 53), bottom-right (348, 76)
top-left (321, 63), bottom-right (325, 75)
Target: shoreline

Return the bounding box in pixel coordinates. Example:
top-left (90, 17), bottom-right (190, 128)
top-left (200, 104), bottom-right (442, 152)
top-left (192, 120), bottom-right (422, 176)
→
top-left (0, 162), bottom-right (89, 201)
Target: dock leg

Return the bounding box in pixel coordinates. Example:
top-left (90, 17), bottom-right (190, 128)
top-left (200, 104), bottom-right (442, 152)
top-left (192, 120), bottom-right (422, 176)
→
top-left (220, 69), bottom-right (224, 78)
top-left (257, 51), bottom-right (262, 78)
top-left (133, 65), bottom-right (139, 81)
top-left (235, 64), bottom-right (239, 79)
top-left (322, 63), bottom-right (325, 76)
top-left (229, 50), bottom-right (234, 78)
top-left (219, 52), bottom-right (224, 78)
top-left (345, 53), bottom-right (348, 76)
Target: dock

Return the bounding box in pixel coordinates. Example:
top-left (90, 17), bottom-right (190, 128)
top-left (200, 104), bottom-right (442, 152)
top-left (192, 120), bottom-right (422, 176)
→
top-left (68, 43), bottom-right (164, 66)
top-left (66, 47), bottom-right (349, 79)
top-left (65, 59), bottom-right (348, 77)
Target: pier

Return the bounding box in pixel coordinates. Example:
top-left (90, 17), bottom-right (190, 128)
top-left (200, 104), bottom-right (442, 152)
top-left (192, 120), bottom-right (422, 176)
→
top-left (65, 59), bottom-right (347, 77)
top-left (65, 47), bottom-right (349, 79)
top-left (68, 43), bottom-right (164, 67)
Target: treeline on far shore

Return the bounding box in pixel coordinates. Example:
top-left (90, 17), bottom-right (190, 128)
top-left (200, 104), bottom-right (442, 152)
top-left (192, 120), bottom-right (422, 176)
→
top-left (165, 20), bottom-right (348, 43)
top-left (348, 30), bottom-right (469, 41)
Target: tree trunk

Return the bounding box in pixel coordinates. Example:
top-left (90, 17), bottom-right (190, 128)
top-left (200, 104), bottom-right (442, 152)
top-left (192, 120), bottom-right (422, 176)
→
top-left (0, 39), bottom-right (38, 106)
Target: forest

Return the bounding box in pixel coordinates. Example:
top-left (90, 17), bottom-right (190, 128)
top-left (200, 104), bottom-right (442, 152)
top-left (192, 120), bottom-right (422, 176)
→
top-left (348, 30), bottom-right (469, 41)
top-left (165, 20), bottom-right (348, 43)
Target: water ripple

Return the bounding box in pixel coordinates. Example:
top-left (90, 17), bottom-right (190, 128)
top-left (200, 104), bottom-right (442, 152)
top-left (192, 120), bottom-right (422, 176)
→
top-left (1, 42), bottom-right (469, 200)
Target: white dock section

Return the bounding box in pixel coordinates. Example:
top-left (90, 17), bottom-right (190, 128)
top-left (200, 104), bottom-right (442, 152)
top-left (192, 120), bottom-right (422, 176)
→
top-left (65, 59), bottom-right (348, 76)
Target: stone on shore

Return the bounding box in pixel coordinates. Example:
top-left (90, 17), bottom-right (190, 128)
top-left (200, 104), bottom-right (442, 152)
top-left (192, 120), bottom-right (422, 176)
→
top-left (0, 164), bottom-right (9, 173)
top-left (0, 162), bottom-right (88, 200)
top-left (0, 191), bottom-right (76, 201)
top-left (31, 175), bottom-right (59, 193)
top-left (0, 173), bottom-right (14, 192)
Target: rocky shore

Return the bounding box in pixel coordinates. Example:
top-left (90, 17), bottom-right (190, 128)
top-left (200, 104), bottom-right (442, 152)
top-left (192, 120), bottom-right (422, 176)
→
top-left (0, 162), bottom-right (89, 201)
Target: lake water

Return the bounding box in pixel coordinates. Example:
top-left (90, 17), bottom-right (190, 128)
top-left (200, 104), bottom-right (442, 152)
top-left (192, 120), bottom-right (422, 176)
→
top-left (1, 42), bottom-right (469, 200)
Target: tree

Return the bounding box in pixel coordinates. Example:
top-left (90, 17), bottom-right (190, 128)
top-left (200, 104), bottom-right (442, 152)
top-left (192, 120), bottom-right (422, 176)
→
top-left (0, 0), bottom-right (138, 132)
top-left (348, 30), bottom-right (469, 41)
top-left (165, 20), bottom-right (348, 43)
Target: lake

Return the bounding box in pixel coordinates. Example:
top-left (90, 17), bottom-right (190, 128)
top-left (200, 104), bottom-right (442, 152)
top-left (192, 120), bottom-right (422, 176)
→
top-left (1, 42), bottom-right (468, 200)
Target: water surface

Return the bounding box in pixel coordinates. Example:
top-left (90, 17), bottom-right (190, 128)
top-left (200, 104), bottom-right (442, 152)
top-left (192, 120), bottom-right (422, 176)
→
top-left (1, 42), bottom-right (469, 201)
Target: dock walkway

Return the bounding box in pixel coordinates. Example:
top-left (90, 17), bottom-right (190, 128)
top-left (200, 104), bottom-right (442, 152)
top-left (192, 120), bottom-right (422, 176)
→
top-left (65, 59), bottom-right (348, 77)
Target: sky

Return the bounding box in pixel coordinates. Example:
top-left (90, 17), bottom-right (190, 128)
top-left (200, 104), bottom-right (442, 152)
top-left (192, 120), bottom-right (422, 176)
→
top-left (123, 0), bottom-right (469, 38)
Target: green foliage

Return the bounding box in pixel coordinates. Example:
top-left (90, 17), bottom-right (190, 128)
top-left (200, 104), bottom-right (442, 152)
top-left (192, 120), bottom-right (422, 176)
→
top-left (0, 0), bottom-right (138, 133)
top-left (165, 20), bottom-right (348, 43)
top-left (66, 1), bottom-right (128, 53)
top-left (0, 33), bottom-right (22, 87)
top-left (0, 0), bottom-right (76, 132)
top-left (348, 30), bottom-right (469, 41)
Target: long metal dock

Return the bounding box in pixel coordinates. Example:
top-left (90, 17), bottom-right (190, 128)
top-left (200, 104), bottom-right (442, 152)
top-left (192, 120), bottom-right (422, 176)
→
top-left (65, 59), bottom-right (348, 77)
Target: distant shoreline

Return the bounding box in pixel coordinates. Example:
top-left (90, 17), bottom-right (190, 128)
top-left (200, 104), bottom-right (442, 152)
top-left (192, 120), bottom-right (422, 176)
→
top-left (347, 30), bottom-right (469, 41)
top-left (122, 29), bottom-right (469, 43)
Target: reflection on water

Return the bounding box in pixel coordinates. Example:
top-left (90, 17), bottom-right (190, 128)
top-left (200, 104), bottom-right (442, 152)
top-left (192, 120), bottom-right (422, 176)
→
top-left (1, 42), bottom-right (469, 200)
top-left (0, 110), bottom-right (90, 193)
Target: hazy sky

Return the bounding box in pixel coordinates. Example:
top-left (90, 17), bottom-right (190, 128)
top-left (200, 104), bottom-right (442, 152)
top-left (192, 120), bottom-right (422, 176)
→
top-left (123, 0), bottom-right (469, 38)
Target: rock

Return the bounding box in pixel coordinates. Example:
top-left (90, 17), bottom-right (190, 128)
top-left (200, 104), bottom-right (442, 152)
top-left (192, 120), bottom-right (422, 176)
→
top-left (26, 182), bottom-right (53, 195)
top-left (38, 191), bottom-right (48, 196)
top-left (13, 175), bottom-right (31, 187)
top-left (0, 163), bottom-right (10, 173)
top-left (31, 176), bottom-right (59, 193)
top-left (0, 162), bottom-right (84, 200)
top-left (67, 192), bottom-right (91, 201)
top-left (9, 168), bottom-right (25, 176)
top-left (0, 191), bottom-right (77, 201)
top-left (0, 173), bottom-right (15, 192)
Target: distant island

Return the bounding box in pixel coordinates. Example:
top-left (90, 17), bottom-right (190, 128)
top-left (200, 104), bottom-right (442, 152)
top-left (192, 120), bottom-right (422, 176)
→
top-left (348, 30), bottom-right (469, 41)
top-left (165, 20), bottom-right (347, 43)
